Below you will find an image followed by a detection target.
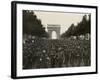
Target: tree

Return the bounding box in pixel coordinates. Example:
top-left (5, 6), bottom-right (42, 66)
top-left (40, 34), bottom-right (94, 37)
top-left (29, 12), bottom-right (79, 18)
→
top-left (23, 10), bottom-right (48, 37)
top-left (61, 14), bottom-right (91, 38)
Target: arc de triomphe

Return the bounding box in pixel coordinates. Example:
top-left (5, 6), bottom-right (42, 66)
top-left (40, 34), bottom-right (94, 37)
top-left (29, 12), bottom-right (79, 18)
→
top-left (47, 24), bottom-right (60, 39)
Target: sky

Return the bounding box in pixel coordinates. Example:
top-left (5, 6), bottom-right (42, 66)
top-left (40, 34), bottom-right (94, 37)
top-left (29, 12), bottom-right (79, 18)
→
top-left (34, 11), bottom-right (89, 34)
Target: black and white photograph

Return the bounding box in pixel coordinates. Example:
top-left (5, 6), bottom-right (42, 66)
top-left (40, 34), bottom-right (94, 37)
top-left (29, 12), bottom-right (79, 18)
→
top-left (23, 10), bottom-right (91, 69)
top-left (11, 1), bottom-right (97, 79)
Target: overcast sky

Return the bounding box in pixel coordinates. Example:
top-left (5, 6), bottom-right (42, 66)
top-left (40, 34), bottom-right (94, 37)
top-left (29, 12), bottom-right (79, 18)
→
top-left (34, 11), bottom-right (89, 34)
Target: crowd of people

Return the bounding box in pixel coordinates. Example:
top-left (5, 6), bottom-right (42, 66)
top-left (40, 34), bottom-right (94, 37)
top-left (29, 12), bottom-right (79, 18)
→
top-left (23, 37), bottom-right (91, 69)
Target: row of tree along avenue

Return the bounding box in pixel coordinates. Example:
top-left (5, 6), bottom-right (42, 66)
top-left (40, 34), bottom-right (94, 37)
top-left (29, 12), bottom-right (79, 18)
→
top-left (23, 10), bottom-right (49, 38)
top-left (61, 15), bottom-right (91, 38)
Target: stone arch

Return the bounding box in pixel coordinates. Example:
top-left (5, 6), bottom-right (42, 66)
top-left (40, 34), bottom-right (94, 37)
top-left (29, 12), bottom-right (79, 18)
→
top-left (47, 24), bottom-right (60, 39)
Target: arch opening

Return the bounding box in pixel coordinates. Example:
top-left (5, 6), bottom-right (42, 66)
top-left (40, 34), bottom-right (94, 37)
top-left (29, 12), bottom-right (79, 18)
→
top-left (51, 31), bottom-right (57, 39)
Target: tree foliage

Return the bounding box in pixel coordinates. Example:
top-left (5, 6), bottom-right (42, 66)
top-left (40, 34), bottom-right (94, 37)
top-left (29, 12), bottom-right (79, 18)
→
top-left (61, 15), bottom-right (91, 38)
top-left (23, 10), bottom-right (48, 37)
